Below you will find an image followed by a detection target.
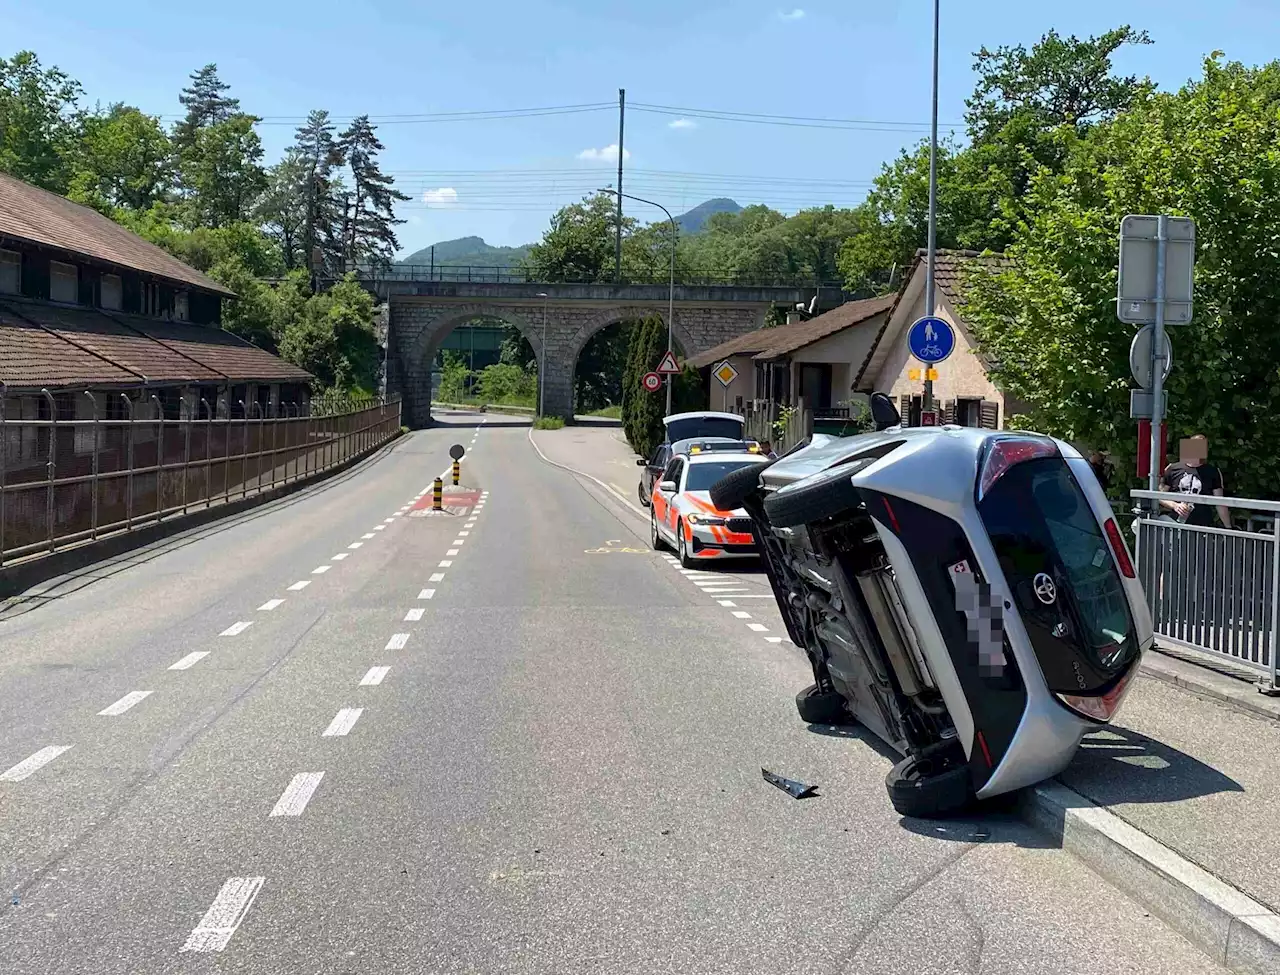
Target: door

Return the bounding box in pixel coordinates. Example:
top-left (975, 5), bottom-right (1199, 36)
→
top-left (798, 363), bottom-right (832, 410)
top-left (654, 457), bottom-right (684, 536)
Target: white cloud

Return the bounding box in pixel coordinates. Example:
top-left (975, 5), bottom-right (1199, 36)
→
top-left (577, 144), bottom-right (631, 162)
top-left (668, 118), bottom-right (697, 130)
top-left (778, 8), bottom-right (805, 20)
top-left (421, 187), bottom-right (458, 206)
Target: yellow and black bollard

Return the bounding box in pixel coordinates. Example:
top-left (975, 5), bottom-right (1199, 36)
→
top-left (432, 477), bottom-right (444, 511)
top-left (451, 459), bottom-right (461, 485)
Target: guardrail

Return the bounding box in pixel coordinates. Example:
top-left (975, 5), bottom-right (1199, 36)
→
top-left (1130, 489), bottom-right (1279, 692)
top-left (0, 395), bottom-right (402, 566)
top-left (338, 265), bottom-right (845, 289)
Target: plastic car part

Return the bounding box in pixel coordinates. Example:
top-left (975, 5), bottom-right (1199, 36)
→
top-left (884, 752), bottom-right (974, 818)
top-left (1055, 665), bottom-right (1138, 722)
top-left (1103, 518), bottom-right (1136, 578)
top-left (976, 436), bottom-right (1058, 500)
top-left (795, 683), bottom-right (850, 725)
top-left (761, 768), bottom-right (820, 799)
top-left (869, 392), bottom-right (901, 431)
top-left (708, 460), bottom-right (774, 511)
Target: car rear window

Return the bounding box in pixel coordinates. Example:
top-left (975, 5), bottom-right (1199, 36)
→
top-left (978, 457), bottom-right (1137, 693)
top-left (684, 460), bottom-right (759, 492)
top-left (665, 417), bottom-right (744, 442)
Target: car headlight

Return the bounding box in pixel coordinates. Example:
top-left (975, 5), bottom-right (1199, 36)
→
top-left (687, 514), bottom-right (727, 526)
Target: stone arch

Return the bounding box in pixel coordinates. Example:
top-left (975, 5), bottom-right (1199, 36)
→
top-left (405, 302), bottom-right (545, 370)
top-left (565, 305), bottom-right (698, 367)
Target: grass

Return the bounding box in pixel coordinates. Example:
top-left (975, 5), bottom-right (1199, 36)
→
top-left (533, 416), bottom-right (566, 430)
top-left (585, 405), bottom-right (622, 418)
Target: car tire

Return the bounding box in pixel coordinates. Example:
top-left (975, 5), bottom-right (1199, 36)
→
top-left (709, 460), bottom-right (773, 512)
top-left (795, 683), bottom-right (849, 725)
top-left (884, 754), bottom-right (974, 819)
top-left (650, 508), bottom-right (666, 551)
top-left (638, 480), bottom-right (650, 507)
top-left (763, 459), bottom-right (874, 529)
top-left (677, 522), bottom-right (697, 569)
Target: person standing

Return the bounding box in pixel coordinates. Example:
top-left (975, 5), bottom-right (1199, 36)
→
top-left (1159, 435), bottom-right (1232, 529)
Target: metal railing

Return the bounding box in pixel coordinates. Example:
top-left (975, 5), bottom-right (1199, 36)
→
top-left (1130, 489), bottom-right (1279, 692)
top-left (0, 394), bottom-right (402, 567)
top-left (342, 264), bottom-right (844, 289)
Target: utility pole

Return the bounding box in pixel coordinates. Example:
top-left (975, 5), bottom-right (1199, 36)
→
top-left (923, 0), bottom-right (940, 413)
top-left (615, 88), bottom-right (625, 285)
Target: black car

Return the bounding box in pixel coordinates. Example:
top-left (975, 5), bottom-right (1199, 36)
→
top-left (636, 412), bottom-right (746, 507)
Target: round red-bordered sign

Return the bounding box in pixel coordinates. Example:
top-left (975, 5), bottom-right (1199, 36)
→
top-left (641, 371), bottom-right (663, 393)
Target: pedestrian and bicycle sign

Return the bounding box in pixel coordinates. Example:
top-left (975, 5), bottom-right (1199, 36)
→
top-left (907, 316), bottom-right (955, 364)
top-left (712, 360), bottom-right (739, 387)
top-left (656, 350), bottom-right (681, 375)
top-left (641, 371), bottom-right (663, 393)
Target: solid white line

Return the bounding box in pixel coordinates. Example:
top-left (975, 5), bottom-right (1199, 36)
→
top-left (681, 570), bottom-right (716, 576)
top-left (348, 542), bottom-right (363, 549)
top-left (362, 533), bottom-right (375, 539)
top-left (429, 572), bottom-right (445, 582)
top-left (718, 600), bottom-right (737, 607)
top-left (258, 598), bottom-right (285, 611)
top-left (446, 549), bottom-right (459, 556)
top-left (731, 611), bottom-right (752, 619)
top-left (322, 708), bottom-right (364, 737)
top-left (458, 531), bottom-right (470, 537)
top-left (418, 588), bottom-right (436, 599)
top-left (331, 553), bottom-right (349, 561)
top-left (287, 580), bottom-right (310, 591)
top-left (269, 772), bottom-right (325, 817)
top-left (0, 745), bottom-right (72, 782)
top-left (698, 588), bottom-right (749, 595)
top-left (220, 621), bottom-right (253, 636)
top-left (98, 690), bottom-right (153, 716)
top-left (170, 651), bottom-right (210, 670)
top-left (311, 565), bottom-right (331, 575)
top-left (360, 666), bottom-right (390, 686)
top-left (385, 633), bottom-right (410, 650)
top-left (180, 876), bottom-right (265, 953)
top-left (404, 608), bottom-right (425, 621)
top-left (438, 560), bottom-right (453, 567)
top-left (747, 622), bottom-right (769, 632)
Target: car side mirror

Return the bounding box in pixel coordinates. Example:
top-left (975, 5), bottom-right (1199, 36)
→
top-left (659, 480), bottom-right (678, 493)
top-left (636, 458), bottom-right (648, 466)
top-left (869, 392), bottom-right (901, 431)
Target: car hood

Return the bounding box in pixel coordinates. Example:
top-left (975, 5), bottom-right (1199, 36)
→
top-left (685, 491), bottom-right (747, 519)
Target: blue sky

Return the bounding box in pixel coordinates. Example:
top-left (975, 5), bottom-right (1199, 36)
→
top-left (3, 0), bottom-right (1275, 255)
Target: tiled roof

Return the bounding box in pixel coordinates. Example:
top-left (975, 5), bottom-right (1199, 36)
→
top-left (750, 294), bottom-right (895, 360)
top-left (0, 172), bottom-right (235, 297)
top-left (688, 323), bottom-right (789, 369)
top-left (0, 316), bottom-right (139, 389)
top-left (127, 316), bottom-right (313, 384)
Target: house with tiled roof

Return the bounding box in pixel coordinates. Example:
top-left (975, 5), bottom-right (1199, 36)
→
top-left (0, 171), bottom-right (312, 432)
top-left (855, 248), bottom-right (1025, 428)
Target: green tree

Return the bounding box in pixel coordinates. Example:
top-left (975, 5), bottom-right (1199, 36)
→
top-left (278, 272), bottom-right (379, 393)
top-left (436, 350), bottom-right (474, 402)
top-left (623, 315), bottom-right (668, 456)
top-left (172, 64), bottom-right (240, 155)
top-left (179, 114), bottom-right (267, 228)
top-left (257, 149), bottom-right (309, 270)
top-left (67, 104), bottom-right (173, 213)
top-left (0, 51), bottom-right (83, 192)
top-left (291, 110), bottom-right (347, 276)
top-left (524, 192), bottom-right (636, 282)
top-left (337, 115), bottom-right (408, 268)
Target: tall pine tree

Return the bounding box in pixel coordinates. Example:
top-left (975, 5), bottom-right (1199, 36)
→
top-left (292, 109), bottom-right (346, 279)
top-left (337, 115), bottom-right (408, 269)
top-left (173, 64), bottom-right (239, 153)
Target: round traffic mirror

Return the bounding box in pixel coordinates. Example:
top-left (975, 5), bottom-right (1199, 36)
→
top-left (449, 443), bottom-right (466, 460)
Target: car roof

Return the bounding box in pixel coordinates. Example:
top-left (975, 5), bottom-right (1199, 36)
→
top-left (663, 411), bottom-right (744, 426)
top-left (685, 451), bottom-right (767, 465)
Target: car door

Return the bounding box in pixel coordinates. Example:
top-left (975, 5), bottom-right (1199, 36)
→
top-left (663, 457), bottom-right (686, 535)
top-left (645, 445), bottom-right (669, 499)
top-left (653, 456), bottom-right (682, 536)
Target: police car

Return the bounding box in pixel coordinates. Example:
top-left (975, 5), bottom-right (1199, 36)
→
top-left (649, 443), bottom-right (771, 567)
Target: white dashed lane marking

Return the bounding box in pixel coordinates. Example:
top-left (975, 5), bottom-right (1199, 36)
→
top-left (731, 611), bottom-right (752, 619)
top-left (429, 573), bottom-right (445, 583)
top-left (258, 599), bottom-right (284, 611)
top-left (348, 542), bottom-right (364, 549)
top-left (446, 549), bottom-right (459, 556)
top-left (404, 608), bottom-right (425, 622)
top-left (438, 560), bottom-right (453, 568)
top-left (418, 588), bottom-right (436, 599)
top-left (373, 525), bottom-right (386, 532)
top-left (360, 666), bottom-right (390, 686)
top-left (765, 636), bottom-right (786, 644)
top-left (220, 621), bottom-right (253, 637)
top-left (269, 772), bottom-right (325, 817)
top-left (169, 651), bottom-right (210, 670)
top-left (311, 565), bottom-right (331, 575)
top-left (287, 580), bottom-right (311, 591)
top-left (332, 553), bottom-right (349, 561)
top-left (0, 745), bottom-right (73, 782)
top-left (385, 633), bottom-right (410, 650)
top-left (180, 876), bottom-right (264, 953)
top-left (747, 622), bottom-right (769, 632)
top-left (718, 600), bottom-right (737, 607)
top-left (458, 531), bottom-right (470, 537)
top-left (322, 708), bottom-right (363, 737)
top-left (98, 690), bottom-right (153, 716)
top-left (362, 533), bottom-right (375, 540)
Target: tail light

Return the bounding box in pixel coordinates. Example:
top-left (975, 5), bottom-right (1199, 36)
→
top-left (1056, 666), bottom-right (1137, 722)
top-left (977, 436), bottom-right (1058, 499)
top-left (1103, 518), bottom-right (1136, 578)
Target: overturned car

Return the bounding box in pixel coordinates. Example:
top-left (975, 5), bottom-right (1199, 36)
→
top-left (710, 395), bottom-right (1152, 818)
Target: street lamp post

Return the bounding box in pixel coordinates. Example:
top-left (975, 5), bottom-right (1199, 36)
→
top-left (535, 292), bottom-right (549, 416)
top-left (601, 188), bottom-right (677, 416)
top-left (923, 0), bottom-right (940, 414)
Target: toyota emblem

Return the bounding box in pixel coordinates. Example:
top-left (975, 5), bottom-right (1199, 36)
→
top-left (1033, 572), bottom-right (1057, 605)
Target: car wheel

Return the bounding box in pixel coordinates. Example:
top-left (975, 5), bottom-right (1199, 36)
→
top-left (884, 754), bottom-right (974, 819)
top-left (795, 683), bottom-right (850, 725)
top-left (650, 508), bottom-right (665, 551)
top-left (677, 522), bottom-right (697, 569)
top-left (763, 457), bottom-right (878, 529)
top-left (709, 460), bottom-right (773, 512)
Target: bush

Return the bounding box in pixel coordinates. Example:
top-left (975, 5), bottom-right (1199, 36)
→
top-left (533, 415), bottom-right (565, 430)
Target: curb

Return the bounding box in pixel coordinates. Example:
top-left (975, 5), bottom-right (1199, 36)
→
top-left (1021, 780), bottom-right (1280, 973)
top-left (1140, 652), bottom-right (1280, 725)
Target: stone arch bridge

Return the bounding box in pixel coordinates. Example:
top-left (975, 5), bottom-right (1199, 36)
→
top-left (382, 281), bottom-right (831, 427)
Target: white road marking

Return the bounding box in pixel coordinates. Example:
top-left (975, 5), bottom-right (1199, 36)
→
top-left (446, 549), bottom-right (459, 556)
top-left (418, 588), bottom-right (436, 599)
top-left (287, 580), bottom-right (311, 591)
top-left (699, 588), bottom-right (749, 595)
top-left (1, 745), bottom-right (72, 782)
top-left (220, 621), bottom-right (253, 636)
top-left (429, 573), bottom-right (445, 582)
top-left (170, 651), bottom-right (210, 670)
top-left (465, 521), bottom-right (477, 528)
top-left (269, 772), bottom-right (325, 817)
top-left (438, 560), bottom-right (453, 567)
top-left (180, 876), bottom-right (265, 953)
top-left (458, 531), bottom-right (470, 537)
top-left (332, 553), bottom-right (349, 561)
top-left (384, 518), bottom-right (395, 524)
top-left (311, 565), bottom-right (331, 575)
top-left (404, 608), bottom-right (425, 621)
top-left (388, 514), bottom-right (401, 519)
top-left (722, 593), bottom-right (774, 598)
top-left (747, 623), bottom-right (769, 632)
top-left (360, 666), bottom-right (390, 686)
top-left (731, 611), bottom-right (752, 619)
top-left (362, 533), bottom-right (375, 539)
top-left (98, 690), bottom-right (153, 716)
top-left (322, 708), bottom-right (364, 737)
top-left (451, 539), bottom-right (466, 546)
top-left (718, 600), bottom-right (737, 607)
top-left (681, 570), bottom-right (716, 576)
top-left (765, 636), bottom-right (786, 644)
top-left (348, 542), bottom-right (364, 549)
top-left (373, 525), bottom-right (386, 531)
top-left (258, 598), bottom-right (284, 611)
top-left (385, 633), bottom-right (410, 650)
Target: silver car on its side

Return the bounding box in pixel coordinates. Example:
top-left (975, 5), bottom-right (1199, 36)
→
top-left (709, 395), bottom-right (1152, 817)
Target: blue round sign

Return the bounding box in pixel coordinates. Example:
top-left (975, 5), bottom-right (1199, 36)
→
top-left (907, 316), bottom-right (955, 364)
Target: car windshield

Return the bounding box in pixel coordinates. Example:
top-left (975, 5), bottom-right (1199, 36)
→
top-left (665, 417), bottom-right (744, 442)
top-left (684, 460), bottom-right (759, 492)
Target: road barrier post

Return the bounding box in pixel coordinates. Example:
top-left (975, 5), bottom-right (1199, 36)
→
top-left (433, 478), bottom-right (444, 512)
top-left (452, 460), bottom-right (460, 486)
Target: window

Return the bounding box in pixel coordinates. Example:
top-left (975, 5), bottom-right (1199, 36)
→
top-left (684, 460), bottom-right (762, 492)
top-left (0, 249), bottom-right (19, 294)
top-left (100, 273), bottom-right (122, 310)
top-left (50, 261), bottom-right (79, 303)
top-left (661, 457), bottom-right (684, 487)
top-left (956, 398), bottom-right (981, 427)
top-left (174, 290), bottom-right (189, 321)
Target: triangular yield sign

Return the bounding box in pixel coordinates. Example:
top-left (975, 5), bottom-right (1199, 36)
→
top-left (656, 350), bottom-right (681, 374)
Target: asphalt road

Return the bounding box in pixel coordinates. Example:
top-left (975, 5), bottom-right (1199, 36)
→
top-left (0, 412), bottom-right (1228, 974)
